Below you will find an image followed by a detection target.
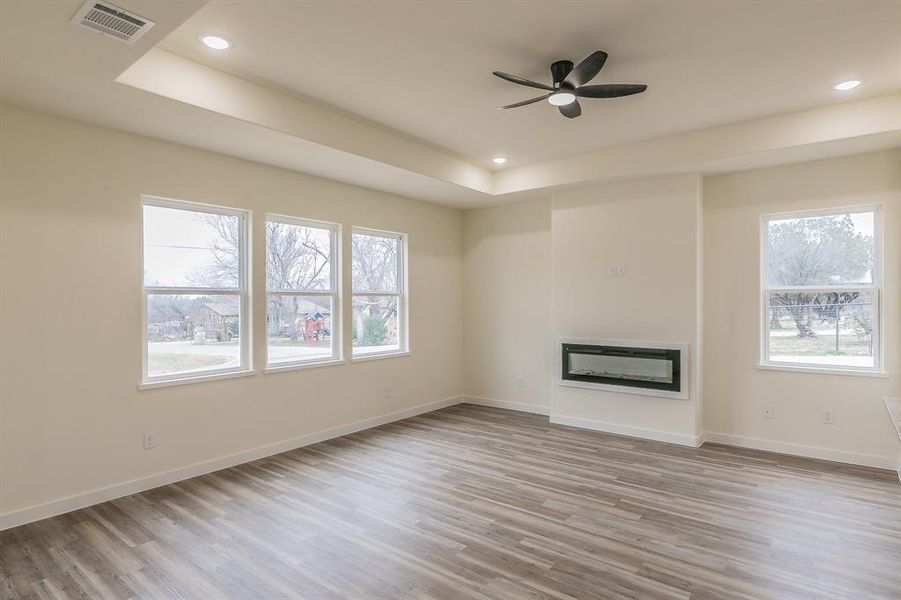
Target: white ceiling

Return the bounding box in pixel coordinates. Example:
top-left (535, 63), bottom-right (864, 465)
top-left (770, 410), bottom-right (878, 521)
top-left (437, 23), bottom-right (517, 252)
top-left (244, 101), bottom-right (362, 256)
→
top-left (160, 0), bottom-right (901, 167)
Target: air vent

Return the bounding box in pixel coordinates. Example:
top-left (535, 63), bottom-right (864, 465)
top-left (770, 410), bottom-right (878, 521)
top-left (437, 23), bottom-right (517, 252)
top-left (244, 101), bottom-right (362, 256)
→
top-left (71, 0), bottom-right (155, 44)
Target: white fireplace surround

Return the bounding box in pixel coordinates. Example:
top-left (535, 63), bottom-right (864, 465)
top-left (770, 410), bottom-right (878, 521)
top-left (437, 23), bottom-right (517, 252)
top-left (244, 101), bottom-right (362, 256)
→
top-left (557, 338), bottom-right (690, 400)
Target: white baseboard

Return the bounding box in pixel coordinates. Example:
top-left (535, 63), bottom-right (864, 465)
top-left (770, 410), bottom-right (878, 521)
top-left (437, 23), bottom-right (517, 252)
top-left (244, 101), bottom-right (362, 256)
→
top-left (549, 414), bottom-right (703, 447)
top-left (0, 396), bottom-right (463, 532)
top-left (703, 431), bottom-right (899, 471)
top-left (463, 396), bottom-right (551, 416)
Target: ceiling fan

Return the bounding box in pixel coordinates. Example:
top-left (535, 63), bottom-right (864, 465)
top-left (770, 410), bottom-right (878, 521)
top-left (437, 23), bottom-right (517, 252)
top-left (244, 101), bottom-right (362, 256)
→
top-left (493, 51), bottom-right (647, 119)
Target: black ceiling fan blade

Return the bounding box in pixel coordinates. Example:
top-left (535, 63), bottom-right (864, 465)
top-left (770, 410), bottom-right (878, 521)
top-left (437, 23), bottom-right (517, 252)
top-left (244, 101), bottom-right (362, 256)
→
top-left (562, 51), bottom-right (608, 88)
top-left (498, 94), bottom-right (550, 109)
top-left (576, 84), bottom-right (648, 98)
top-left (493, 71), bottom-right (554, 91)
top-left (559, 100), bottom-right (581, 119)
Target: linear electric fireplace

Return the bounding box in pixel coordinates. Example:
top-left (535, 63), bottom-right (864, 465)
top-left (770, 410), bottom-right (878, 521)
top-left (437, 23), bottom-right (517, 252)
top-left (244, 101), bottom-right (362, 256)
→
top-left (559, 339), bottom-right (688, 399)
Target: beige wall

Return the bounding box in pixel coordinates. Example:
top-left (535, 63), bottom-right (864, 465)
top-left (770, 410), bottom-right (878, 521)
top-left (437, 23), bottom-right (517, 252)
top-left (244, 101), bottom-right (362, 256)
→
top-left (462, 198), bottom-right (552, 410)
top-left (704, 150), bottom-right (901, 466)
top-left (551, 175), bottom-right (703, 444)
top-left (0, 104), bottom-right (463, 515)
top-left (2, 103), bottom-right (899, 525)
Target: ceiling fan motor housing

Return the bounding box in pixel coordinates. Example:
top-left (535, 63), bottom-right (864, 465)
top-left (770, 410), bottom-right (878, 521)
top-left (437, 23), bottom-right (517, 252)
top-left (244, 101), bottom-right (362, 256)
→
top-left (551, 60), bottom-right (574, 88)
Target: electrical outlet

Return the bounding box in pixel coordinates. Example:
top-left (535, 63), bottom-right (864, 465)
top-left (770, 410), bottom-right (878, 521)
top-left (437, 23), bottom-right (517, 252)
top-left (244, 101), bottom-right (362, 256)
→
top-left (822, 409), bottom-right (835, 425)
top-left (761, 405), bottom-right (774, 419)
top-left (515, 375), bottom-right (525, 388)
top-left (383, 388), bottom-right (391, 399)
top-left (143, 432), bottom-right (156, 450)
top-left (617, 264), bottom-right (627, 278)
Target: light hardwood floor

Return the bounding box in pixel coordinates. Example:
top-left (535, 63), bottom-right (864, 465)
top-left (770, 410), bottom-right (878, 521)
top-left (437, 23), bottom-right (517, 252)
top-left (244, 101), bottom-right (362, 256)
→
top-left (2, 404), bottom-right (900, 599)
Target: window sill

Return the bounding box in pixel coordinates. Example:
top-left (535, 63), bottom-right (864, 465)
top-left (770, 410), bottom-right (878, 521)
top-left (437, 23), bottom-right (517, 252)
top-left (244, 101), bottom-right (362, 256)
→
top-left (139, 369), bottom-right (256, 390)
top-left (757, 363), bottom-right (888, 378)
top-left (351, 350), bottom-right (410, 363)
top-left (264, 358), bottom-right (345, 374)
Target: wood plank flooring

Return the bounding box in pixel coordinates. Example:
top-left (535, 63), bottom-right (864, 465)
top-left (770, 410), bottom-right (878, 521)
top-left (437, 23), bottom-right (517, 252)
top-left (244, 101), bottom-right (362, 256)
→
top-left (2, 404), bottom-right (900, 599)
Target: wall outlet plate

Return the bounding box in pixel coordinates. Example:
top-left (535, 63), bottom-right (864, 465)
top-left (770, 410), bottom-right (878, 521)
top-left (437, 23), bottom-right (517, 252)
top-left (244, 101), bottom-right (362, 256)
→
top-left (761, 405), bottom-right (774, 419)
top-left (143, 432), bottom-right (156, 450)
top-left (822, 409), bottom-right (835, 425)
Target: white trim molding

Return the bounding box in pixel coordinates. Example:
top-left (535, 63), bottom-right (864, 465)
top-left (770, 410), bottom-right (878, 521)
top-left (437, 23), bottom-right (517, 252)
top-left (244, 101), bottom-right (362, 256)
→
top-left (0, 396), bottom-right (463, 532)
top-left (703, 431), bottom-right (899, 471)
top-left (549, 414), bottom-right (704, 447)
top-left (463, 396), bottom-right (551, 416)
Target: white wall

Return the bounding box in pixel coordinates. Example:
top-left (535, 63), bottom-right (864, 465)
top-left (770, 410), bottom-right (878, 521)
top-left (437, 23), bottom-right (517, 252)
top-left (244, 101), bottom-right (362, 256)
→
top-left (704, 150), bottom-right (901, 468)
top-left (462, 198), bottom-right (552, 412)
top-left (551, 175), bottom-right (703, 445)
top-left (0, 104), bottom-right (463, 518)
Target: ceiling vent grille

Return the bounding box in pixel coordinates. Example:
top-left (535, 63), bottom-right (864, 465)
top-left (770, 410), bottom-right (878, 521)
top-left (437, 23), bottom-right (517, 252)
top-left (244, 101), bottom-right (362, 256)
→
top-left (71, 1), bottom-right (155, 44)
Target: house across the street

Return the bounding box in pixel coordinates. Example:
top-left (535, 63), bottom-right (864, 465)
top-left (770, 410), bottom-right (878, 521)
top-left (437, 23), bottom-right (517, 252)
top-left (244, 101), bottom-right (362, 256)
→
top-left (188, 301), bottom-right (239, 342)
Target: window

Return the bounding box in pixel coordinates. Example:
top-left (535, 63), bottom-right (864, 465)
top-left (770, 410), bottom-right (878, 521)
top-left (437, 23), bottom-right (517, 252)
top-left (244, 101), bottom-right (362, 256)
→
top-left (266, 216), bottom-right (339, 367)
top-left (352, 228), bottom-right (407, 357)
top-left (142, 198), bottom-right (249, 383)
top-left (762, 206), bottom-right (881, 373)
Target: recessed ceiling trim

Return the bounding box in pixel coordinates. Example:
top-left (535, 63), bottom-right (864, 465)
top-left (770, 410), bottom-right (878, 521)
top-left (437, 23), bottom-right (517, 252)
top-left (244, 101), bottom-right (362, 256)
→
top-left (117, 48), bottom-right (494, 196)
top-left (493, 93), bottom-right (901, 195)
top-left (114, 51), bottom-right (901, 203)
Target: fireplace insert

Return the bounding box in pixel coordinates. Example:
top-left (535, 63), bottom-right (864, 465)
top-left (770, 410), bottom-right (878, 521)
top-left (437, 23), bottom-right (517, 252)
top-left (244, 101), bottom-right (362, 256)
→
top-left (560, 341), bottom-right (685, 397)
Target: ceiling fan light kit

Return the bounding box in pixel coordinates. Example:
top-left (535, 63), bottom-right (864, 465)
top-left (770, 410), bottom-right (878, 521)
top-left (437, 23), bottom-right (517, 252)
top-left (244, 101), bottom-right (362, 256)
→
top-left (494, 50), bottom-right (647, 119)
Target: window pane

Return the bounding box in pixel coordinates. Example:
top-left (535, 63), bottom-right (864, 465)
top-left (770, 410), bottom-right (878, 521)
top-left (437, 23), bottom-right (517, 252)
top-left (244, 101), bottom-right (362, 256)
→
top-left (267, 295), bottom-right (334, 365)
top-left (266, 221), bottom-right (332, 291)
top-left (352, 296), bottom-right (399, 354)
top-left (767, 291), bottom-right (875, 369)
top-left (352, 232), bottom-right (399, 292)
top-left (146, 294), bottom-right (242, 377)
top-left (766, 211), bottom-right (875, 286)
top-left (143, 205), bottom-right (241, 288)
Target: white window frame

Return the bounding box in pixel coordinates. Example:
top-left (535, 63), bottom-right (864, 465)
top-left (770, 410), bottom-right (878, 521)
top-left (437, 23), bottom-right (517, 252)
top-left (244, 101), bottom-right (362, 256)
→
top-left (759, 204), bottom-right (884, 376)
top-left (264, 215), bottom-right (342, 370)
top-left (351, 227), bottom-right (408, 360)
top-left (140, 196), bottom-right (252, 388)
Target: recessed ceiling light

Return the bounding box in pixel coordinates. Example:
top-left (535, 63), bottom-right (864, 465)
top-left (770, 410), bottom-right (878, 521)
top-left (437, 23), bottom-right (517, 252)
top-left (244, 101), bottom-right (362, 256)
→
top-left (833, 80), bottom-right (861, 91)
top-left (201, 35), bottom-right (231, 50)
top-left (492, 157), bottom-right (507, 165)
